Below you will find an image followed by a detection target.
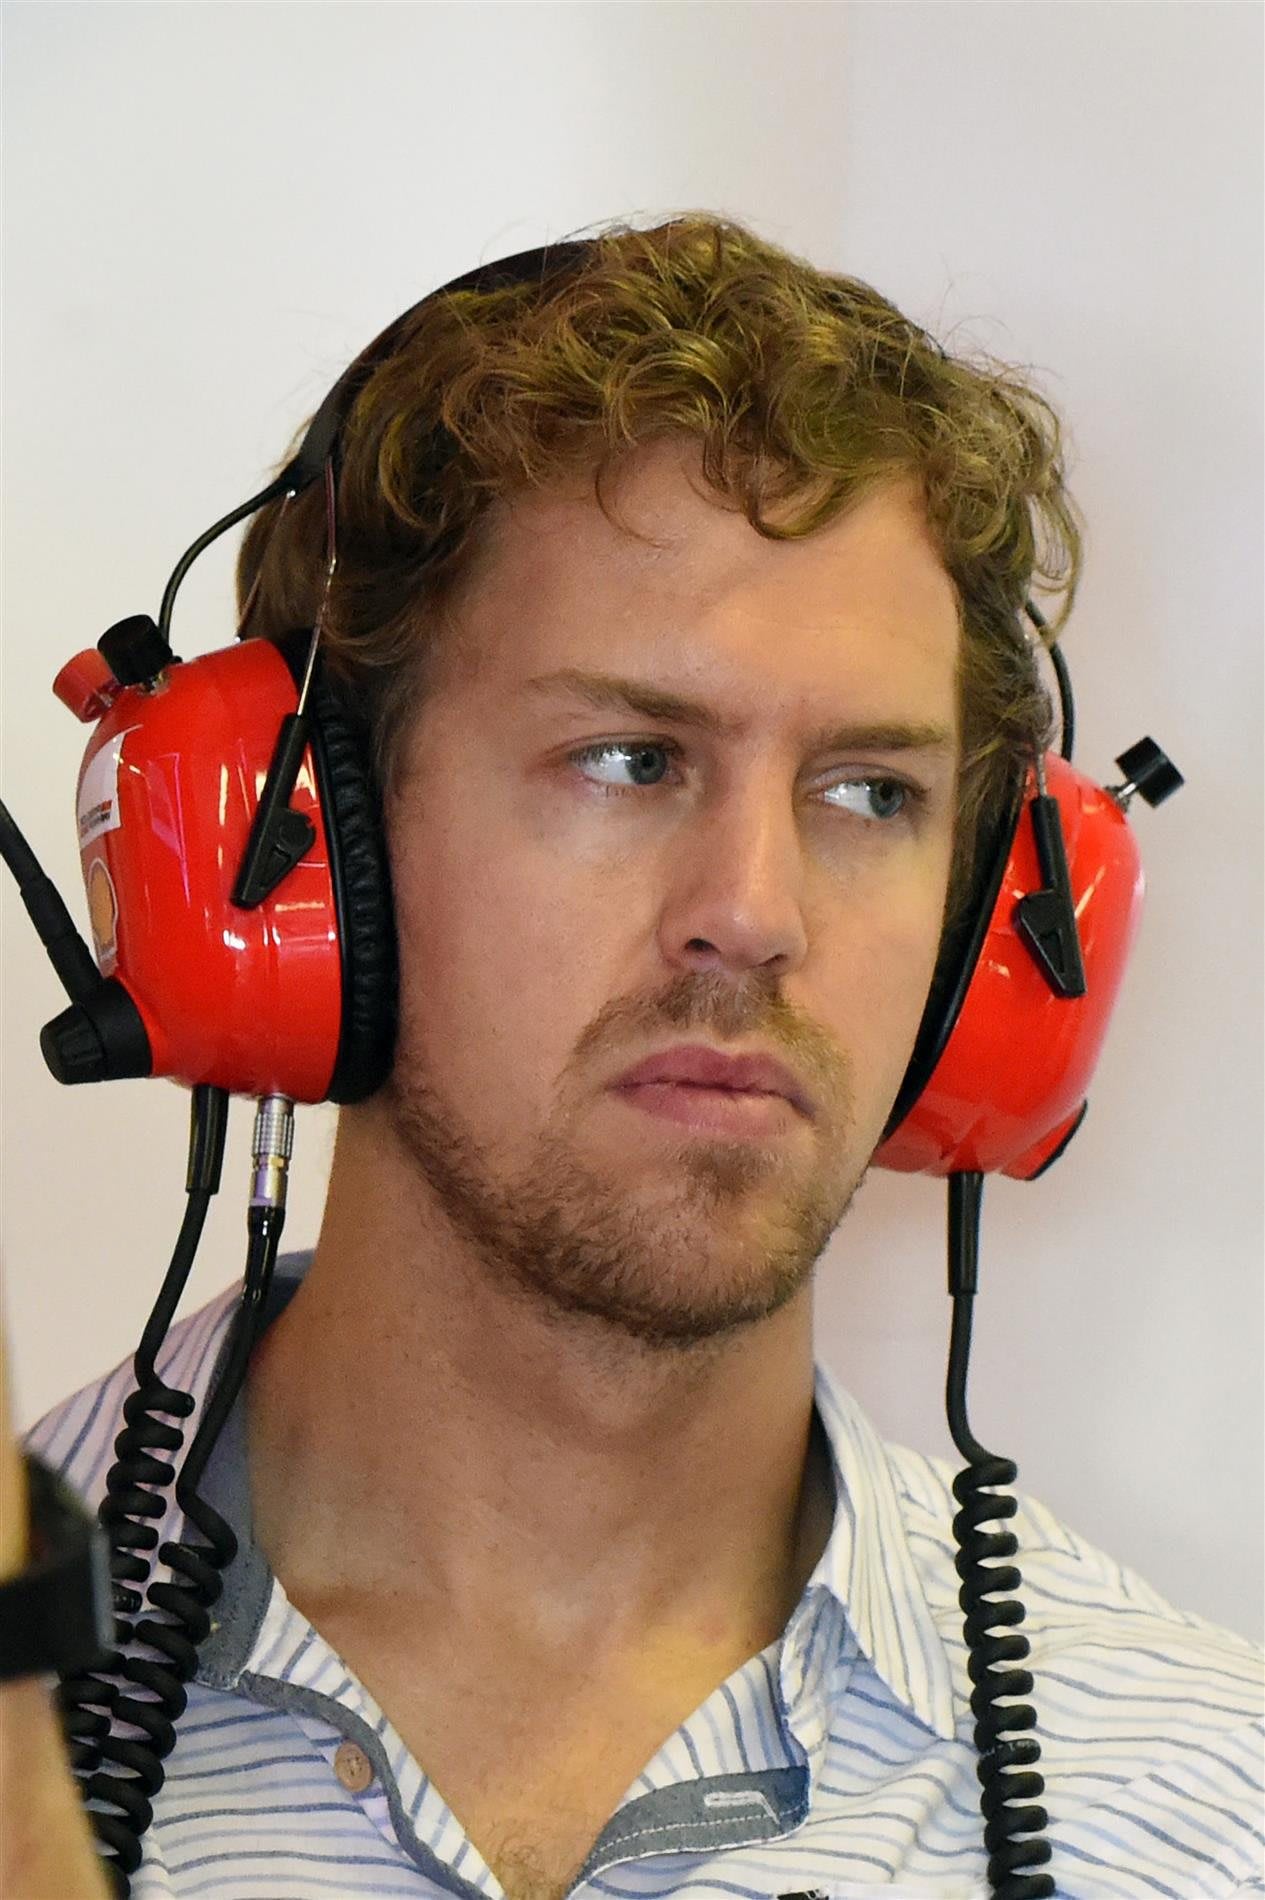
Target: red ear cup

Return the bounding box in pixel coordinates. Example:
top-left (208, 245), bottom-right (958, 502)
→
top-left (874, 753), bottom-right (1146, 1179)
top-left (66, 639), bottom-right (348, 1101)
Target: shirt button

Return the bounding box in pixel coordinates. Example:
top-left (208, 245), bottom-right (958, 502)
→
top-left (334, 1740), bottom-right (374, 1794)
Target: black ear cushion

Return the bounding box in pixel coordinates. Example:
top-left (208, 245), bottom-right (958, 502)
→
top-left (880, 783), bottom-right (1025, 1141)
top-left (275, 634), bottom-right (396, 1102)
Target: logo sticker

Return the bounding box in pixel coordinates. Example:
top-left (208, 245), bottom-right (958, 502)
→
top-left (86, 855), bottom-right (119, 969)
top-left (77, 726), bottom-right (139, 847)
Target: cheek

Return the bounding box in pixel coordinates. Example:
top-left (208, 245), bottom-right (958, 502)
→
top-left (387, 796), bottom-right (638, 1125)
top-left (811, 875), bottom-right (948, 1116)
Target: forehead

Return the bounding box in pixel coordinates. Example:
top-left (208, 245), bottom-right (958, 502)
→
top-left (438, 442), bottom-right (961, 731)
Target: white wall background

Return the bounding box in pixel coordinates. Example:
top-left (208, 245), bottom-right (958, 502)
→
top-left (2, 2), bottom-right (1260, 1641)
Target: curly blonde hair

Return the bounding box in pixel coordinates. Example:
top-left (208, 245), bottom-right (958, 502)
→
top-left (238, 214), bottom-right (1079, 924)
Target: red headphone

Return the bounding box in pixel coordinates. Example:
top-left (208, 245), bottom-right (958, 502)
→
top-left (39, 243), bottom-right (1183, 1182)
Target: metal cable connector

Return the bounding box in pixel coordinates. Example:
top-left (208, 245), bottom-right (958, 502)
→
top-left (250, 1093), bottom-right (295, 1212)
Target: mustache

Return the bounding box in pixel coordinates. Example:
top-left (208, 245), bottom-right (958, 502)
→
top-left (568, 970), bottom-right (849, 1117)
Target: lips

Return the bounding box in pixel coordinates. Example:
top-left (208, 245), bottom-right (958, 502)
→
top-left (612, 1043), bottom-right (813, 1117)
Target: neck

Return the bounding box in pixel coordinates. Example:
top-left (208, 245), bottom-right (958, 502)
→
top-left (247, 1101), bottom-right (833, 1656)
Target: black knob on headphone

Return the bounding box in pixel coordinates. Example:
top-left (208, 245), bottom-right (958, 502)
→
top-left (98, 614), bottom-right (176, 688)
top-left (40, 979), bottom-right (152, 1085)
top-left (1113, 738), bottom-right (1184, 809)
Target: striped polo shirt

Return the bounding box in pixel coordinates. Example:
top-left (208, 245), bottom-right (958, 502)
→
top-left (28, 1254), bottom-right (1264, 1899)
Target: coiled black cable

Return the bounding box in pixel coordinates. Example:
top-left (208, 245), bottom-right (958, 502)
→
top-left (63, 1194), bottom-right (284, 1894)
top-left (82, 1203), bottom-right (282, 1893)
top-left (142, 1197), bottom-right (284, 1656)
top-left (50, 1085), bottom-right (288, 1895)
top-left (56, 1085), bottom-right (229, 1890)
top-left (945, 1172), bottom-right (1054, 1900)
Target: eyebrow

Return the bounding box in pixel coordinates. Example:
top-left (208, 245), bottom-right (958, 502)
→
top-left (524, 667), bottom-right (956, 757)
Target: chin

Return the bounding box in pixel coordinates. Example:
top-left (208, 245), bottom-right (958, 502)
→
top-left (382, 1048), bottom-right (864, 1350)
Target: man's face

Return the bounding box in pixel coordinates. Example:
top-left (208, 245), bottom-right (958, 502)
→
top-left (379, 444), bottom-right (960, 1349)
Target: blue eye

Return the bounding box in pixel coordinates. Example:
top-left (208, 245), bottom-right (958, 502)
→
top-left (822, 778), bottom-right (909, 821)
top-left (572, 742), bottom-right (675, 788)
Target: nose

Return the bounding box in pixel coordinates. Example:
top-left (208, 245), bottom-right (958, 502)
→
top-left (656, 775), bottom-right (810, 980)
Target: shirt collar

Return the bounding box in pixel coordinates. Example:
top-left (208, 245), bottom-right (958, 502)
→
top-left (799, 1363), bottom-right (958, 1741)
top-left (193, 1254), bottom-right (956, 1740)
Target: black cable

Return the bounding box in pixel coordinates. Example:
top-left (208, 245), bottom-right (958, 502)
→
top-left (56, 1085), bottom-right (229, 1896)
top-left (65, 1188), bottom-right (284, 1895)
top-left (1048, 642), bottom-right (1074, 762)
top-left (173, 1203), bottom-right (282, 1506)
top-left (157, 475), bottom-right (291, 643)
top-left (1023, 601), bottom-right (1075, 762)
top-left (945, 1173), bottom-right (1054, 1900)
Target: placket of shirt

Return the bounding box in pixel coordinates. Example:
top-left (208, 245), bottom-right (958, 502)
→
top-left (237, 1574), bottom-right (501, 1896)
top-left (235, 1573), bottom-right (839, 1898)
top-left (566, 1599), bottom-right (867, 1888)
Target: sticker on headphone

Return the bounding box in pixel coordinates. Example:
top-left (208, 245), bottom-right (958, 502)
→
top-left (77, 726), bottom-right (139, 846)
top-left (86, 855), bottom-right (119, 970)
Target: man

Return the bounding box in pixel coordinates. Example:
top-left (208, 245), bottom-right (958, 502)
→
top-left (4, 217), bottom-right (1261, 1899)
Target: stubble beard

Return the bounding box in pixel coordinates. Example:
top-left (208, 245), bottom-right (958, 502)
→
top-left (383, 974), bottom-right (863, 1353)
